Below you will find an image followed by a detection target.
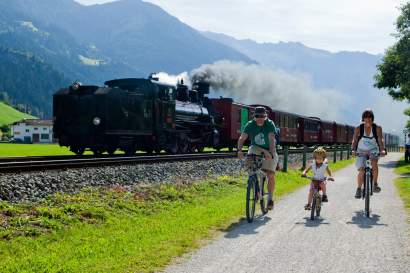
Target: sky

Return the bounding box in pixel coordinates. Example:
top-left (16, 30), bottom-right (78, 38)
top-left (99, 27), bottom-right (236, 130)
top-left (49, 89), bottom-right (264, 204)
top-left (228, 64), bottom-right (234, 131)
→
top-left (75, 0), bottom-right (406, 54)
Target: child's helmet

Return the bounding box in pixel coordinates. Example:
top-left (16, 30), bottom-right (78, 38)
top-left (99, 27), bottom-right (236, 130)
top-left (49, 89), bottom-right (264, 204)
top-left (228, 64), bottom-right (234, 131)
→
top-left (313, 147), bottom-right (327, 158)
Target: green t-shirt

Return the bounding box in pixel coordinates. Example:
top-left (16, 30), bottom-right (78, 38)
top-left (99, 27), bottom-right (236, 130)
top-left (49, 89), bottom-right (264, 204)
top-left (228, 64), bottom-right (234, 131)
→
top-left (243, 119), bottom-right (277, 150)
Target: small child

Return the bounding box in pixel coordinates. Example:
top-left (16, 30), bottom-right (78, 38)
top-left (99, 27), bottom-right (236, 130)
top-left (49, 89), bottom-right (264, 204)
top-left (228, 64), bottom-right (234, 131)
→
top-left (301, 147), bottom-right (334, 210)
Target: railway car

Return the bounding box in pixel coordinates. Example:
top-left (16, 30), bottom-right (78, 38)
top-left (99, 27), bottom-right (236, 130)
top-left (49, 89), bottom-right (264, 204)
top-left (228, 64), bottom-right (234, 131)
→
top-left (210, 98), bottom-right (252, 150)
top-left (319, 120), bottom-right (335, 144)
top-left (299, 117), bottom-right (320, 144)
top-left (53, 78), bottom-right (219, 155)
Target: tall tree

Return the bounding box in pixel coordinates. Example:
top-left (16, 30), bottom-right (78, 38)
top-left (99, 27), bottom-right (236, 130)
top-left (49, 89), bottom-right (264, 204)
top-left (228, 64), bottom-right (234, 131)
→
top-left (375, 3), bottom-right (410, 129)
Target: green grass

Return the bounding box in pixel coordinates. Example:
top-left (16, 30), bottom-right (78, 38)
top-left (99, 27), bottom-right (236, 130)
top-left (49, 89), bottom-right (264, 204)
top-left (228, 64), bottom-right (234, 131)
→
top-left (394, 158), bottom-right (410, 214)
top-left (0, 102), bottom-right (36, 127)
top-left (0, 159), bottom-right (354, 272)
top-left (0, 143), bottom-right (75, 157)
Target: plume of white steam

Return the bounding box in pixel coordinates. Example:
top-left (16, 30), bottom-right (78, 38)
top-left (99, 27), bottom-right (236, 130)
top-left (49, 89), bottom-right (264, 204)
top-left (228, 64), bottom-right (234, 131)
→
top-left (152, 71), bottom-right (191, 87)
top-left (191, 60), bottom-right (350, 121)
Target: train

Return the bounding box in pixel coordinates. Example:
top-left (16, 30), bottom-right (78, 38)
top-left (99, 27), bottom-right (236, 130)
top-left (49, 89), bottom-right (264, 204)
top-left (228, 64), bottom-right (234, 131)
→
top-left (53, 76), bottom-right (399, 155)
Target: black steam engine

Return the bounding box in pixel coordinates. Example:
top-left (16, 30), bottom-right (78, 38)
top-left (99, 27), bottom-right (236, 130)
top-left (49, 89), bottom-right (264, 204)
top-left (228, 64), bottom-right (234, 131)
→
top-left (53, 77), bottom-right (219, 155)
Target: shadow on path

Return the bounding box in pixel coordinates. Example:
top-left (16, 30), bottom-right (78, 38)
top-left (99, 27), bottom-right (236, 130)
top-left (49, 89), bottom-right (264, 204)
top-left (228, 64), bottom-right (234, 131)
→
top-left (223, 215), bottom-right (271, 239)
top-left (346, 211), bottom-right (387, 229)
top-left (294, 217), bottom-right (330, 228)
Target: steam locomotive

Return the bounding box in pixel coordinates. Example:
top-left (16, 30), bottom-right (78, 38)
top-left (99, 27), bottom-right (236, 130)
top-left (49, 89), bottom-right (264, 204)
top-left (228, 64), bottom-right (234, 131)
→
top-left (53, 77), bottom-right (218, 155)
top-left (53, 76), bottom-right (399, 155)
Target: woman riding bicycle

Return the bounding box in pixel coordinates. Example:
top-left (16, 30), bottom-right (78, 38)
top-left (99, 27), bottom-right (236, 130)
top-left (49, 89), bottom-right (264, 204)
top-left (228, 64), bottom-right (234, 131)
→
top-left (237, 106), bottom-right (279, 210)
top-left (351, 109), bottom-right (386, 198)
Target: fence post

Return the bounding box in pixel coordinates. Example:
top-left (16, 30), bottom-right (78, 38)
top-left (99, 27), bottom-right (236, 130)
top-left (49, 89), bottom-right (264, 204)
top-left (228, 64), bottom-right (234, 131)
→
top-left (347, 145), bottom-right (350, 159)
top-left (302, 145), bottom-right (307, 170)
top-left (339, 145), bottom-right (343, 160)
top-left (283, 146), bottom-right (289, 172)
top-left (333, 147), bottom-right (337, 163)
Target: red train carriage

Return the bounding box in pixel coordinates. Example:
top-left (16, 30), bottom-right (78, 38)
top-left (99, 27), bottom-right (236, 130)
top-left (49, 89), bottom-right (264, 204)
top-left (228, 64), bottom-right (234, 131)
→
top-left (346, 125), bottom-right (355, 143)
top-left (210, 98), bottom-right (253, 150)
top-left (299, 117), bottom-right (320, 144)
top-left (319, 120), bottom-right (335, 144)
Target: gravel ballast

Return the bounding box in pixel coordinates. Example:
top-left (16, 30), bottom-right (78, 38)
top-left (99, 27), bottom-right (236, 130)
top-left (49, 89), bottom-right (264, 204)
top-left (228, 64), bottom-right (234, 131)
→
top-left (0, 152), bottom-right (348, 202)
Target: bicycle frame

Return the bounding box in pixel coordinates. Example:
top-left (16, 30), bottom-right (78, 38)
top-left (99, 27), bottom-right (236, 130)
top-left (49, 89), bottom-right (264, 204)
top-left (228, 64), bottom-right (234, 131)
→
top-left (304, 176), bottom-right (326, 220)
top-left (357, 152), bottom-right (377, 217)
top-left (245, 154), bottom-right (269, 223)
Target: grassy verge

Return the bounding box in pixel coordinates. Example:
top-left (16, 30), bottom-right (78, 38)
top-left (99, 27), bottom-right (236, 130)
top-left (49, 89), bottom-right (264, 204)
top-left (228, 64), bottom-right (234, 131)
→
top-left (0, 158), bottom-right (353, 272)
top-left (0, 143), bottom-right (74, 157)
top-left (394, 158), bottom-right (410, 214)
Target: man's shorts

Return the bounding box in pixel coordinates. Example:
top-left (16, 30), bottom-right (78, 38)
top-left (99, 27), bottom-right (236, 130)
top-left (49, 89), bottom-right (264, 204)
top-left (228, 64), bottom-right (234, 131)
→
top-left (247, 145), bottom-right (279, 172)
top-left (355, 148), bottom-right (379, 170)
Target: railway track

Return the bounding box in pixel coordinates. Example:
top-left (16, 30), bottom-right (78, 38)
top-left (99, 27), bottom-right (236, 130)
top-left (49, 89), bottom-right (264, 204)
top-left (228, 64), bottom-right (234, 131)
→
top-left (0, 145), bottom-right (352, 173)
top-left (0, 152), bottom-right (238, 173)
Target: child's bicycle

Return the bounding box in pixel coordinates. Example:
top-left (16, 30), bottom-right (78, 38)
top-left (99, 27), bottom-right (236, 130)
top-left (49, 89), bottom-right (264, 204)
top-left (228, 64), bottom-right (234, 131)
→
top-left (302, 175), bottom-right (334, 220)
top-left (244, 154), bottom-right (269, 223)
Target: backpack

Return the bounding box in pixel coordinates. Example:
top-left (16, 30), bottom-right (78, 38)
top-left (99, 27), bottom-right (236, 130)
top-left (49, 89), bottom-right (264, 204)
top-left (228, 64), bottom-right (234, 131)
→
top-left (354, 123), bottom-right (379, 150)
top-left (275, 127), bottom-right (281, 146)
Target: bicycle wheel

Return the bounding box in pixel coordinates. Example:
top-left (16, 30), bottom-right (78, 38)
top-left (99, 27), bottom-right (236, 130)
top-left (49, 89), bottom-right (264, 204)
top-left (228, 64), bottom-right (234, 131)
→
top-left (260, 176), bottom-right (268, 215)
top-left (246, 175), bottom-right (258, 223)
top-left (365, 171), bottom-right (370, 217)
top-left (310, 193), bottom-right (317, 220)
top-left (316, 196), bottom-right (321, 217)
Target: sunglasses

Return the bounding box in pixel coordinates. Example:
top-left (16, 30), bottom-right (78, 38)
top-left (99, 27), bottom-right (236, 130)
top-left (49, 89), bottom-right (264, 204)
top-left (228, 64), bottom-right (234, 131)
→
top-left (254, 114), bottom-right (266, 119)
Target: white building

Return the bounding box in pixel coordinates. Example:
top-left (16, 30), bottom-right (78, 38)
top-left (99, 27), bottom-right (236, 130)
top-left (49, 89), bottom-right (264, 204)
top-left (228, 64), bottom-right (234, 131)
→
top-left (11, 119), bottom-right (54, 143)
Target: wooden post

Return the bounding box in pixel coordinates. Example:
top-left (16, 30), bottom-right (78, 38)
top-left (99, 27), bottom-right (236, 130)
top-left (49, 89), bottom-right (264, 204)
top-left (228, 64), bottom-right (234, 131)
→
top-left (339, 145), bottom-right (343, 160)
top-left (302, 145), bottom-right (307, 170)
top-left (283, 146), bottom-right (289, 172)
top-left (333, 147), bottom-right (337, 163)
top-left (347, 145), bottom-right (350, 159)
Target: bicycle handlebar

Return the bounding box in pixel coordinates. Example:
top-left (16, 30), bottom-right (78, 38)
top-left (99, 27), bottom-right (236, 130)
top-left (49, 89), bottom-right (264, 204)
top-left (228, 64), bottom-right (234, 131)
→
top-left (301, 175), bottom-right (334, 182)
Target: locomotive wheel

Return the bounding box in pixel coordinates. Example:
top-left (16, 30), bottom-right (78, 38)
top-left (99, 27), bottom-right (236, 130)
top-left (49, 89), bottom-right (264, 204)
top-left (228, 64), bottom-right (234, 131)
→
top-left (125, 148), bottom-right (136, 156)
top-left (178, 141), bottom-right (189, 154)
top-left (70, 146), bottom-right (85, 156)
top-left (92, 148), bottom-right (103, 156)
top-left (107, 147), bottom-right (116, 156)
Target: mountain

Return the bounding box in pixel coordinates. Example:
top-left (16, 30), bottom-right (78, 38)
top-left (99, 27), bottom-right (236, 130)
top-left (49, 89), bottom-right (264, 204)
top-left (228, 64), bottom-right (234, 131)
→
top-left (0, 0), bottom-right (254, 117)
top-left (3, 0), bottom-right (253, 75)
top-left (0, 47), bottom-right (70, 117)
top-left (202, 31), bottom-right (394, 126)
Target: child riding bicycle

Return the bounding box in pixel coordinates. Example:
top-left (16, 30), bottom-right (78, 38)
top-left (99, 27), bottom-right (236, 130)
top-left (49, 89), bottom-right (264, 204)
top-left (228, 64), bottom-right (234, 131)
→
top-left (301, 147), bottom-right (334, 210)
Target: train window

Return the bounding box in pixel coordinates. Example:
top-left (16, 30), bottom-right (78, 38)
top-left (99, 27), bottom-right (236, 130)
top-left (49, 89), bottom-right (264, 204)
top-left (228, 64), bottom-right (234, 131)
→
top-left (237, 110), bottom-right (241, 123)
top-left (281, 114), bottom-right (285, 127)
top-left (285, 116), bottom-right (289, 128)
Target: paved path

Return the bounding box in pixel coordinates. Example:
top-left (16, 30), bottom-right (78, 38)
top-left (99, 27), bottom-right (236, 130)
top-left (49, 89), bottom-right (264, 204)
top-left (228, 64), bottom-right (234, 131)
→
top-left (163, 153), bottom-right (410, 273)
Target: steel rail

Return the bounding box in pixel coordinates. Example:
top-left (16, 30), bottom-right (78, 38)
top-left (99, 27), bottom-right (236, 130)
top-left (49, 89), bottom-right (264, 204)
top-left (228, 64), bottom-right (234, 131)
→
top-left (0, 152), bottom-right (238, 173)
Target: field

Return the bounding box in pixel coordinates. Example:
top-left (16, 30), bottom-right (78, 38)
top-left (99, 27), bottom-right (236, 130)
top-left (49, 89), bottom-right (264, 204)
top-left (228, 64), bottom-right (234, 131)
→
top-left (0, 143), bottom-right (74, 157)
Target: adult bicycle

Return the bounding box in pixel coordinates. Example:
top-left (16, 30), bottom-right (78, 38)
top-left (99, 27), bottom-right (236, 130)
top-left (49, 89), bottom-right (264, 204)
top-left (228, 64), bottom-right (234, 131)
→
top-left (244, 154), bottom-right (269, 223)
top-left (357, 151), bottom-right (379, 217)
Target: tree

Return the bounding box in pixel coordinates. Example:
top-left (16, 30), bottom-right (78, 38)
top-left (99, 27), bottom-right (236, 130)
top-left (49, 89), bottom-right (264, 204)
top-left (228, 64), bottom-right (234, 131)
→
top-left (375, 3), bottom-right (410, 129)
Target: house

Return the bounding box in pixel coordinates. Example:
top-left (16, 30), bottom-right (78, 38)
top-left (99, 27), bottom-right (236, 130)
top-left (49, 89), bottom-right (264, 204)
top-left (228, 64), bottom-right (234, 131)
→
top-left (11, 119), bottom-right (54, 143)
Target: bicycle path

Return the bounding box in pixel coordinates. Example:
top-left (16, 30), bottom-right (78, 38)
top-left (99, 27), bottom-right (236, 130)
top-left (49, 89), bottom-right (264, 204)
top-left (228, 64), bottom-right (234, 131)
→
top-left (163, 153), bottom-right (410, 273)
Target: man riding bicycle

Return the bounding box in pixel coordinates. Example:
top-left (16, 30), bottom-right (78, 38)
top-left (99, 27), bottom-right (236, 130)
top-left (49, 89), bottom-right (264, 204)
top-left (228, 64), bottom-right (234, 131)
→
top-left (351, 109), bottom-right (386, 198)
top-left (237, 106), bottom-right (279, 210)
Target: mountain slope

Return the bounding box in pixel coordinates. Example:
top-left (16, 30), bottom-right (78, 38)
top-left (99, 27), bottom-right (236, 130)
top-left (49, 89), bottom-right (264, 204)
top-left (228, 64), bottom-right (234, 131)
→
top-left (4, 0), bottom-right (254, 75)
top-left (0, 47), bottom-right (69, 117)
top-left (0, 102), bottom-right (36, 127)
